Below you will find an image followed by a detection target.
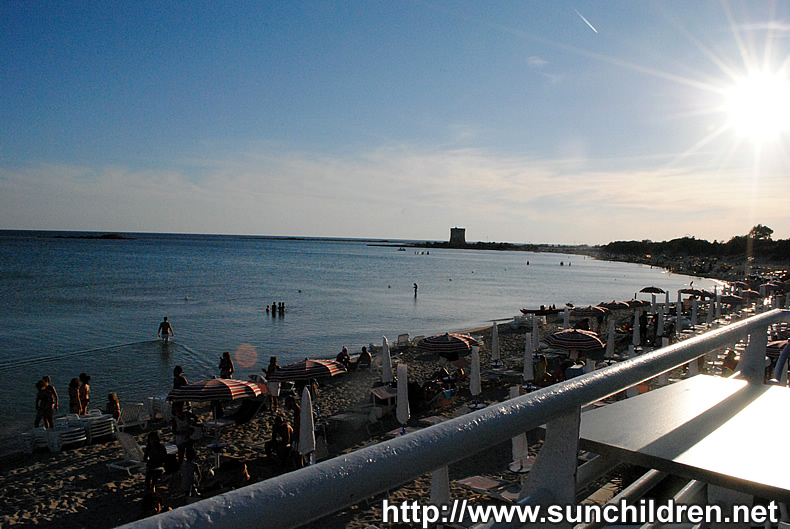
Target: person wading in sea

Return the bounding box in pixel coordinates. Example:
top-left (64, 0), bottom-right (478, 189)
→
top-left (158, 316), bottom-right (174, 343)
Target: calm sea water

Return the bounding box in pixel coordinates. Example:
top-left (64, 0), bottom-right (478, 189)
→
top-left (0, 231), bottom-right (719, 438)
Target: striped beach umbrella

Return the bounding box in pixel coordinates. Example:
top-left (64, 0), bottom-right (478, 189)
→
top-left (168, 377), bottom-right (262, 402)
top-left (598, 301), bottom-right (630, 311)
top-left (268, 359), bottom-right (347, 382)
top-left (545, 329), bottom-right (604, 352)
top-left (418, 333), bottom-right (479, 360)
top-left (719, 294), bottom-right (744, 305)
top-left (571, 306), bottom-right (610, 318)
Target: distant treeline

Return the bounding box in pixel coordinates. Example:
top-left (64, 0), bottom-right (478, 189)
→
top-left (601, 225), bottom-right (790, 263)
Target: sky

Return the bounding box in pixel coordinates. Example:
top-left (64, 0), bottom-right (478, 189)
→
top-left (1, 1), bottom-right (789, 245)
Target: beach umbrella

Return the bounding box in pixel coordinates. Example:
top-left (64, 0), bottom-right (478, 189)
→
top-left (491, 322), bottom-right (502, 366)
top-left (469, 346), bottom-right (483, 409)
top-left (523, 332), bottom-right (534, 381)
top-left (268, 359), bottom-right (347, 382)
top-left (417, 333), bottom-right (478, 361)
top-left (396, 363), bottom-right (410, 433)
top-left (299, 387), bottom-right (316, 464)
top-left (571, 306), bottom-right (610, 318)
top-left (605, 319), bottom-right (616, 359)
top-left (625, 299), bottom-right (650, 308)
top-left (640, 286), bottom-right (666, 294)
top-left (381, 337), bottom-right (394, 384)
top-left (739, 289), bottom-right (761, 299)
top-left (679, 288), bottom-right (706, 297)
top-left (545, 329), bottom-right (604, 352)
top-left (168, 377), bottom-right (262, 403)
top-left (599, 301), bottom-right (630, 311)
top-left (720, 294), bottom-right (744, 305)
top-left (731, 281), bottom-right (749, 289)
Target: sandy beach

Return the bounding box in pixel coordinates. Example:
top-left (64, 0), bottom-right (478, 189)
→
top-left (0, 300), bottom-right (752, 528)
top-left (0, 319), bottom-right (562, 528)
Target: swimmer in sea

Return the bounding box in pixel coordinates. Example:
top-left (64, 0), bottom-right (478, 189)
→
top-left (158, 316), bottom-right (174, 343)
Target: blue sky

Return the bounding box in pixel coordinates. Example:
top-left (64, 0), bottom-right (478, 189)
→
top-left (2, 1), bottom-right (789, 244)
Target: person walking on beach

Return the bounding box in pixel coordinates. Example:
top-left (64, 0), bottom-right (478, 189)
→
top-left (34, 380), bottom-right (55, 428)
top-left (219, 352), bottom-right (235, 379)
top-left (68, 378), bottom-right (82, 414)
top-left (158, 316), bottom-right (174, 343)
top-left (266, 356), bottom-right (281, 412)
top-left (78, 373), bottom-right (91, 414)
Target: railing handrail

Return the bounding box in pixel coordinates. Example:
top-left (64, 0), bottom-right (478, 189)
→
top-left (119, 309), bottom-right (790, 529)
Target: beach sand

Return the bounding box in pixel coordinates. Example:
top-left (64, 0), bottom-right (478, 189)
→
top-left (0, 313), bottom-right (652, 528)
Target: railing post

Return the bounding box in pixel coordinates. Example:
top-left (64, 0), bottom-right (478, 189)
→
top-left (740, 323), bottom-right (769, 384)
top-left (520, 407), bottom-right (580, 529)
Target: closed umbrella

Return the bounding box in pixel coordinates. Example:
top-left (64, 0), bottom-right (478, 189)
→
top-left (491, 322), bottom-right (502, 366)
top-left (381, 336), bottom-right (394, 384)
top-left (532, 316), bottom-right (540, 351)
top-left (605, 319), bottom-right (616, 359)
top-left (632, 309), bottom-right (641, 347)
top-left (563, 306), bottom-right (570, 329)
top-left (469, 346), bottom-right (484, 409)
top-left (523, 332), bottom-right (534, 381)
top-left (268, 359), bottom-right (347, 382)
top-left (299, 387), bottom-right (316, 464)
top-left (396, 363), bottom-right (409, 434)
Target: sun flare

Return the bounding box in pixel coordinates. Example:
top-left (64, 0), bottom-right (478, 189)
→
top-left (725, 72), bottom-right (790, 141)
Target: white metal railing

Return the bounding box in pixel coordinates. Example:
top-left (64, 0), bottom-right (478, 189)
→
top-left (118, 309), bottom-right (790, 529)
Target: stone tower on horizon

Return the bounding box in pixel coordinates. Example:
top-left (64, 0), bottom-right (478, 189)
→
top-left (449, 227), bottom-right (466, 247)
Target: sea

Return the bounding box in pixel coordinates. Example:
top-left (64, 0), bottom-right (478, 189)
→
top-left (0, 230), bottom-right (721, 439)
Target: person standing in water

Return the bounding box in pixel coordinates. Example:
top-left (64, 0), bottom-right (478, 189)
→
top-left (158, 316), bottom-right (174, 343)
top-left (413, 283), bottom-right (418, 297)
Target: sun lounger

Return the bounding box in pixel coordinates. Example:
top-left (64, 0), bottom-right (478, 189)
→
top-left (107, 432), bottom-right (147, 475)
top-left (117, 403), bottom-right (147, 432)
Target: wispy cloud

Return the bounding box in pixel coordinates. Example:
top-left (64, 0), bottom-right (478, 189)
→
top-left (1, 142), bottom-right (786, 244)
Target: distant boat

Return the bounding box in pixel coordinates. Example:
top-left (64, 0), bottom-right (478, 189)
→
top-left (397, 247), bottom-right (406, 251)
top-left (520, 307), bottom-right (563, 316)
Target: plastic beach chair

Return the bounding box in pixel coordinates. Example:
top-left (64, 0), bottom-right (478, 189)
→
top-left (106, 432), bottom-right (147, 475)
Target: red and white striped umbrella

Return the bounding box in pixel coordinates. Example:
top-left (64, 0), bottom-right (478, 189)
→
top-left (545, 329), bottom-right (604, 352)
top-left (168, 377), bottom-right (262, 402)
top-left (417, 333), bottom-right (479, 359)
top-left (571, 305), bottom-right (610, 318)
top-left (598, 301), bottom-right (631, 311)
top-left (268, 358), bottom-right (347, 382)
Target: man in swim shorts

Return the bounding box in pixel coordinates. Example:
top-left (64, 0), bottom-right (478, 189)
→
top-left (158, 316), bottom-right (174, 343)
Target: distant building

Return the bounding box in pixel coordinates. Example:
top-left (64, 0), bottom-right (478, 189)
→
top-left (450, 227), bottom-right (466, 247)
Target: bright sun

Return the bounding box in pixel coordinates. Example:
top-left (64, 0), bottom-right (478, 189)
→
top-left (725, 72), bottom-right (790, 141)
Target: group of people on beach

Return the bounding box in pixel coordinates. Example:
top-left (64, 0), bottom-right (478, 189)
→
top-left (34, 372), bottom-right (124, 426)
